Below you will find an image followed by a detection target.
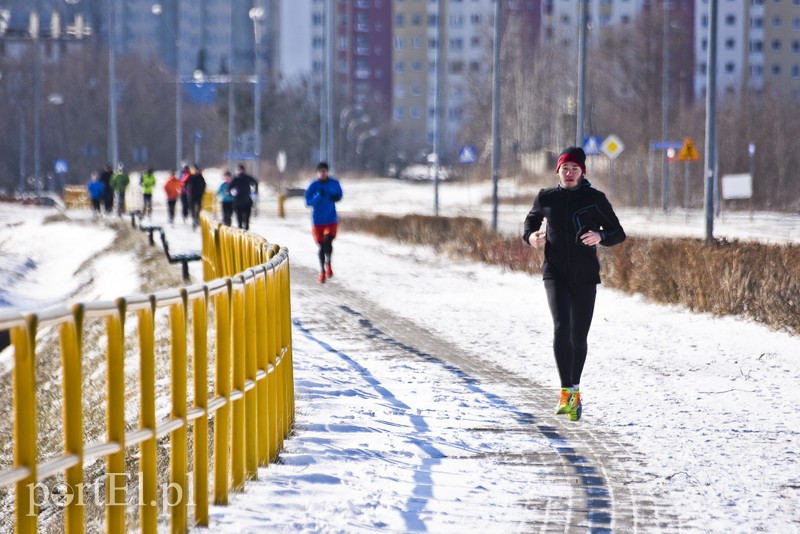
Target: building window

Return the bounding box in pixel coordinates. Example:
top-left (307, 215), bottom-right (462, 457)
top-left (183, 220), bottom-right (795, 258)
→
top-left (772, 16), bottom-right (781, 28)
top-left (751, 17), bottom-right (763, 29)
top-left (394, 107), bottom-right (405, 120)
top-left (750, 40), bottom-right (763, 52)
top-left (395, 37), bottom-right (406, 49)
top-left (725, 38), bottom-right (736, 49)
top-left (412, 36), bottom-right (422, 48)
top-left (412, 13), bottom-right (423, 25)
top-left (772, 39), bottom-right (782, 51)
top-left (725, 62), bottom-right (735, 73)
top-left (792, 64), bottom-right (800, 78)
top-left (395, 14), bottom-right (405, 27)
top-left (412, 60), bottom-right (423, 71)
top-left (725, 14), bottom-right (736, 26)
top-left (792, 40), bottom-right (800, 53)
top-left (410, 107), bottom-right (422, 119)
top-left (772, 63), bottom-right (782, 75)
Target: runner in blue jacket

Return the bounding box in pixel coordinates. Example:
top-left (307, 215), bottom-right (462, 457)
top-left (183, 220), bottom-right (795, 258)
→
top-left (304, 162), bottom-right (343, 283)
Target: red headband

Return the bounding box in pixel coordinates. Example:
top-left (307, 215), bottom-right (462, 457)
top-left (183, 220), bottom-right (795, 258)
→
top-left (557, 153), bottom-right (586, 174)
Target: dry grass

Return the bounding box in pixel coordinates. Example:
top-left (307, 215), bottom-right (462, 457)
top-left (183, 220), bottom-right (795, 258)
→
top-left (343, 214), bottom-right (800, 336)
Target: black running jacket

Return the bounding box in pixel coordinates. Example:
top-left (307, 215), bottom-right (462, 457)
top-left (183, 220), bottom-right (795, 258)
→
top-left (522, 180), bottom-right (626, 285)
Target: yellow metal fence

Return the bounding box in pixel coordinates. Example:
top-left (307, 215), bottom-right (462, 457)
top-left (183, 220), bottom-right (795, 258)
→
top-left (0, 212), bottom-right (294, 533)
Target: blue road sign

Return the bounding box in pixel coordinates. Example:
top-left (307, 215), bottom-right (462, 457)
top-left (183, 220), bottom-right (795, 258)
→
top-left (651, 141), bottom-right (683, 150)
top-left (224, 152), bottom-right (258, 161)
top-left (458, 145), bottom-right (477, 164)
top-left (583, 136), bottom-right (602, 155)
top-left (55, 159), bottom-right (68, 174)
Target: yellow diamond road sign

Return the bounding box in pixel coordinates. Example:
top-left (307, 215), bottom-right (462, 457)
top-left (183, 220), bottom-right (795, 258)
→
top-left (601, 135), bottom-right (624, 160)
top-left (678, 137), bottom-right (701, 162)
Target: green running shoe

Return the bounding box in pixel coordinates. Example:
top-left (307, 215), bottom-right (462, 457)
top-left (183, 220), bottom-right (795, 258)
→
top-left (555, 388), bottom-right (572, 415)
top-left (568, 390), bottom-right (582, 421)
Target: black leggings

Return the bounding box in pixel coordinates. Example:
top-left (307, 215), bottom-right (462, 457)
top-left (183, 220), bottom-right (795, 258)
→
top-left (318, 234), bottom-right (333, 271)
top-left (544, 279), bottom-right (597, 389)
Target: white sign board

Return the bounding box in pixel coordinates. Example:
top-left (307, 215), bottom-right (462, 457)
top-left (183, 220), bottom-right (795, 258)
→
top-left (721, 173), bottom-right (752, 200)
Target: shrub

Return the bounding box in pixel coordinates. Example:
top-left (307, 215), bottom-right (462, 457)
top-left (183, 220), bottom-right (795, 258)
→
top-left (343, 215), bottom-right (800, 335)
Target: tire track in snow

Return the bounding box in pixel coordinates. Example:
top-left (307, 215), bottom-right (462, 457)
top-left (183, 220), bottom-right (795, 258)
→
top-left (291, 264), bottom-right (673, 531)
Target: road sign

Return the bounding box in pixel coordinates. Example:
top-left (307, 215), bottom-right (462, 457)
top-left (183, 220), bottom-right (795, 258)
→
top-left (583, 135), bottom-right (602, 156)
top-left (54, 159), bottom-right (68, 174)
top-left (651, 141), bottom-right (683, 150)
top-left (277, 150), bottom-right (287, 173)
top-left (678, 137), bottom-right (701, 162)
top-left (601, 135), bottom-right (625, 160)
top-left (721, 173), bottom-right (752, 199)
top-left (458, 145), bottom-right (477, 164)
top-left (224, 152), bottom-right (258, 161)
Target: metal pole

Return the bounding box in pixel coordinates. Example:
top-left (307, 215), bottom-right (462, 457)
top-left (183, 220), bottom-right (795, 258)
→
top-left (252, 10), bottom-right (263, 182)
top-left (490, 0), bottom-right (502, 231)
top-left (109, 0), bottom-right (119, 168)
top-left (228, 4), bottom-right (235, 169)
top-left (661, 2), bottom-right (670, 213)
top-left (33, 5), bottom-right (42, 196)
top-left (327, 0), bottom-right (336, 170)
top-left (176, 65), bottom-right (182, 168)
top-left (19, 113), bottom-right (26, 193)
top-left (704, 0), bottom-right (718, 242)
top-left (433, 0), bottom-right (446, 216)
top-left (576, 0), bottom-right (587, 145)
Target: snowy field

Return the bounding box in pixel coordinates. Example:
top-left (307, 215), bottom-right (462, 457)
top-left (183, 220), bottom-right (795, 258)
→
top-left (1, 171), bottom-right (799, 532)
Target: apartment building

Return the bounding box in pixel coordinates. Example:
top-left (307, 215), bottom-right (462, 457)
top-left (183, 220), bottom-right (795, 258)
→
top-left (695, 0), bottom-right (800, 99)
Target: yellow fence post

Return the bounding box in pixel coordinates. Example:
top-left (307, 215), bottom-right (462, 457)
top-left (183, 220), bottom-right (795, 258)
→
top-left (230, 279), bottom-right (246, 491)
top-left (265, 263), bottom-right (280, 459)
top-left (170, 293), bottom-right (188, 533)
top-left (213, 281), bottom-right (232, 505)
top-left (106, 299), bottom-right (127, 534)
top-left (254, 266), bottom-right (270, 467)
top-left (13, 316), bottom-right (37, 533)
top-left (281, 256), bottom-right (296, 427)
top-left (192, 288), bottom-right (210, 526)
top-left (136, 297), bottom-right (158, 534)
top-left (62, 306), bottom-right (85, 534)
top-left (244, 271), bottom-right (258, 480)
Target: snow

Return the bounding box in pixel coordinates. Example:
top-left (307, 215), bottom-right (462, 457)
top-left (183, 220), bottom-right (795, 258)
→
top-left (1, 174), bottom-right (799, 532)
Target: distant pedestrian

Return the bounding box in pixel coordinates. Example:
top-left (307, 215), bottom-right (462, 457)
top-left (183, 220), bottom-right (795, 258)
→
top-left (216, 171), bottom-right (235, 226)
top-left (185, 165), bottom-right (206, 229)
top-left (163, 170), bottom-right (182, 225)
top-left (229, 163), bottom-right (259, 230)
top-left (110, 163), bottom-right (130, 217)
top-left (179, 164), bottom-right (191, 223)
top-left (99, 164), bottom-right (114, 215)
top-left (87, 173), bottom-right (104, 217)
top-left (140, 168), bottom-right (156, 218)
top-left (304, 162), bottom-right (342, 283)
top-left (522, 146), bottom-right (626, 422)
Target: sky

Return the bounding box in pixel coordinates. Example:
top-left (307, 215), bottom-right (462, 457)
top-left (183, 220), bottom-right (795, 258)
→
top-left (1, 172), bottom-right (799, 532)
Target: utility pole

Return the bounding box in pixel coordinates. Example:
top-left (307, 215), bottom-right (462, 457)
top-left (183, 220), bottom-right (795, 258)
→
top-left (490, 0), bottom-right (502, 231)
top-left (704, 0), bottom-right (718, 243)
top-left (326, 0), bottom-right (336, 169)
top-left (576, 0), bottom-right (587, 146)
top-left (108, 0), bottom-right (119, 169)
top-left (661, 2), bottom-right (671, 213)
top-left (433, 0), bottom-right (447, 216)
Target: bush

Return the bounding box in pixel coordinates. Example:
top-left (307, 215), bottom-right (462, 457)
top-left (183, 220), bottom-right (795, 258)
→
top-left (342, 214), bottom-right (800, 335)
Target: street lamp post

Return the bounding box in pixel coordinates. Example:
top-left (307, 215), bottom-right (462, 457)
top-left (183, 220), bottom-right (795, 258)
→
top-left (152, 3), bottom-right (182, 170)
top-left (249, 6), bottom-right (265, 183)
